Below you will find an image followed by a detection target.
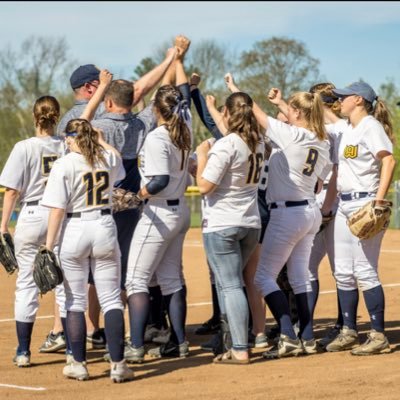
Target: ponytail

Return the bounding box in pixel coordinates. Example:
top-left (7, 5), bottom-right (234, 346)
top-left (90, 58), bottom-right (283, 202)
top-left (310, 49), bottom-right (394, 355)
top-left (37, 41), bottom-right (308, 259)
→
top-left (288, 92), bottom-right (327, 140)
top-left (65, 119), bottom-right (107, 169)
top-left (225, 92), bottom-right (262, 153)
top-left (154, 85), bottom-right (191, 152)
top-left (369, 98), bottom-right (395, 143)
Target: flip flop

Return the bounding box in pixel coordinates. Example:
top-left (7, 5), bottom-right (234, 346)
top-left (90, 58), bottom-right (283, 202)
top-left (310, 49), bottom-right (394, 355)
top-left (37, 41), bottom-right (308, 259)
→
top-left (213, 350), bottom-right (250, 365)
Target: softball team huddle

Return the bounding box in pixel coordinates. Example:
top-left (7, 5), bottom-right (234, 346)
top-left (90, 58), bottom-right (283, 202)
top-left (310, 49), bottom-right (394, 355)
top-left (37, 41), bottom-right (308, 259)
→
top-left (0, 35), bottom-right (396, 381)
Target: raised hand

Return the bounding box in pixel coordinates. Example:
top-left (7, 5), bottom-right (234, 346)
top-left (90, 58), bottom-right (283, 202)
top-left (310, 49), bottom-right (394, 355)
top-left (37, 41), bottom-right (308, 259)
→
top-left (99, 69), bottom-right (113, 87)
top-left (190, 73), bottom-right (201, 87)
top-left (205, 95), bottom-right (216, 110)
top-left (268, 88), bottom-right (282, 105)
top-left (224, 72), bottom-right (239, 93)
top-left (175, 35), bottom-right (191, 59)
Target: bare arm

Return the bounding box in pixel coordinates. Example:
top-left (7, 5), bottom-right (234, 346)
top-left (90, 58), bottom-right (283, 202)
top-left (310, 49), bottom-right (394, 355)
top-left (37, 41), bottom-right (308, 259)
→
top-left (224, 72), bottom-right (269, 131)
top-left (376, 152), bottom-right (396, 202)
top-left (268, 88), bottom-right (289, 117)
top-left (80, 69), bottom-right (113, 121)
top-left (45, 208), bottom-right (65, 251)
top-left (206, 95), bottom-right (227, 135)
top-left (321, 165), bottom-right (338, 215)
top-left (196, 140), bottom-right (217, 195)
top-left (133, 47), bottom-right (177, 106)
top-left (95, 129), bottom-right (121, 157)
top-left (0, 188), bottom-right (19, 233)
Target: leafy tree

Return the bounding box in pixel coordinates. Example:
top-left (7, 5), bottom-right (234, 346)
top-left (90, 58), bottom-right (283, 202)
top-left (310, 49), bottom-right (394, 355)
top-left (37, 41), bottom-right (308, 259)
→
top-left (0, 36), bottom-right (76, 167)
top-left (237, 37), bottom-right (320, 115)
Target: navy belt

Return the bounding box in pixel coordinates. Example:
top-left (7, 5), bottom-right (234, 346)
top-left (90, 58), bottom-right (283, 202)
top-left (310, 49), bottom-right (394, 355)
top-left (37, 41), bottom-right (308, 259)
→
top-left (26, 200), bottom-right (39, 206)
top-left (144, 199), bottom-right (179, 206)
top-left (67, 209), bottom-right (111, 218)
top-left (269, 200), bottom-right (309, 209)
top-left (340, 192), bottom-right (370, 201)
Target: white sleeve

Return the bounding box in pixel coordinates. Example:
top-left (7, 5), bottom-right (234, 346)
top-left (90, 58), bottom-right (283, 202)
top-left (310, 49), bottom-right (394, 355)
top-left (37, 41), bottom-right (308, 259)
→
top-left (363, 122), bottom-right (393, 157)
top-left (107, 150), bottom-right (126, 183)
top-left (267, 117), bottom-right (299, 149)
top-left (202, 141), bottom-right (232, 185)
top-left (143, 134), bottom-right (169, 176)
top-left (41, 160), bottom-right (69, 209)
top-left (0, 142), bottom-right (26, 190)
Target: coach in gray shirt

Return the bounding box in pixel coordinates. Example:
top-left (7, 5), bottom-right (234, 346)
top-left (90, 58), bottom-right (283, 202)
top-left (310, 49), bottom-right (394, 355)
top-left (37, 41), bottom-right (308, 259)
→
top-left (57, 64), bottom-right (106, 135)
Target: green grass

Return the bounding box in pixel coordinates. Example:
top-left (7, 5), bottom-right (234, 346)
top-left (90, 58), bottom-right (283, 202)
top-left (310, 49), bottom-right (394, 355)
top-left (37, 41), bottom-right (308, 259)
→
top-left (190, 212), bottom-right (202, 228)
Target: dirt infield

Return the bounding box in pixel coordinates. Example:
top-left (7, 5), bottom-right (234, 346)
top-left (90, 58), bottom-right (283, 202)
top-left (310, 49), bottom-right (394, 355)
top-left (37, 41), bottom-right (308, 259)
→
top-left (1, 228), bottom-right (400, 400)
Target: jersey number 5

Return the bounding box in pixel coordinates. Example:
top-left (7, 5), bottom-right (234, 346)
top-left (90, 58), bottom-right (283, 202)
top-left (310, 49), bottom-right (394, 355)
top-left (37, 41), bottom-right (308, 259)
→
top-left (247, 153), bottom-right (264, 184)
top-left (83, 171), bottom-right (110, 206)
top-left (302, 149), bottom-right (319, 177)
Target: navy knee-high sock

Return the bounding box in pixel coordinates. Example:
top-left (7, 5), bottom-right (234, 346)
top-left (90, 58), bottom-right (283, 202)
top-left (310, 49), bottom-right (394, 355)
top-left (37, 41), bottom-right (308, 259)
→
top-left (66, 311), bottom-right (86, 362)
top-left (148, 285), bottom-right (164, 329)
top-left (265, 290), bottom-right (296, 340)
top-left (363, 285), bottom-right (385, 333)
top-left (309, 280), bottom-right (319, 318)
top-left (61, 317), bottom-right (72, 353)
top-left (128, 292), bottom-right (149, 348)
top-left (295, 292), bottom-right (314, 341)
top-left (335, 288), bottom-right (343, 328)
top-left (163, 287), bottom-right (187, 345)
top-left (337, 289), bottom-right (358, 330)
top-left (16, 321), bottom-right (34, 353)
top-left (104, 309), bottom-right (125, 362)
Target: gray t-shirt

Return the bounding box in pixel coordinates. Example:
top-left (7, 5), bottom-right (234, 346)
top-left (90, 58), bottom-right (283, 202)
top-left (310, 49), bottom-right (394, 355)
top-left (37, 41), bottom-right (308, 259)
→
top-left (57, 101), bottom-right (106, 135)
top-left (91, 103), bottom-right (156, 160)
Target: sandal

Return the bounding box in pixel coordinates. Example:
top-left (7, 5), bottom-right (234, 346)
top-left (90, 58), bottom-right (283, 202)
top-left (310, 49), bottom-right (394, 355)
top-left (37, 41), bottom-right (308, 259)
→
top-left (213, 350), bottom-right (250, 365)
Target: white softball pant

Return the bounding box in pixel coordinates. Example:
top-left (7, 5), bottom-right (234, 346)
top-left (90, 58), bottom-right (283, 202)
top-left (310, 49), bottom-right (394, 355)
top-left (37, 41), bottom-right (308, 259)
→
top-left (59, 211), bottom-right (123, 314)
top-left (14, 203), bottom-right (66, 323)
top-left (308, 189), bottom-right (338, 281)
top-left (255, 201), bottom-right (321, 296)
top-left (125, 197), bottom-right (190, 297)
top-left (333, 197), bottom-right (384, 291)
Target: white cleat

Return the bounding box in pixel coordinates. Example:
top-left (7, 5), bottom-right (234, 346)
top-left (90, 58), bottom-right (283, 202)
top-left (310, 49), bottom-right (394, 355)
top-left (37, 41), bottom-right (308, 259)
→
top-left (110, 359), bottom-right (134, 383)
top-left (63, 361), bottom-right (89, 381)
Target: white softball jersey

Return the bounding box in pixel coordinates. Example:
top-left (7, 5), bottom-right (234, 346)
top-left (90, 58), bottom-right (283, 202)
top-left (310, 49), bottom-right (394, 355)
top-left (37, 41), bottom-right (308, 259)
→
top-left (138, 125), bottom-right (191, 200)
top-left (201, 133), bottom-right (264, 233)
top-left (337, 115), bottom-right (393, 194)
top-left (42, 149), bottom-right (125, 212)
top-left (0, 136), bottom-right (66, 202)
top-left (265, 117), bottom-right (331, 204)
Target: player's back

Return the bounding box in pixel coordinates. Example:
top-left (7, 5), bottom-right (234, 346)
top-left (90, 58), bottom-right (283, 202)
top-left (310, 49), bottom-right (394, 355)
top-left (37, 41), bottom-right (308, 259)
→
top-left (139, 125), bottom-right (191, 200)
top-left (44, 149), bottom-right (125, 213)
top-left (0, 136), bottom-right (65, 203)
top-left (266, 117), bottom-right (330, 203)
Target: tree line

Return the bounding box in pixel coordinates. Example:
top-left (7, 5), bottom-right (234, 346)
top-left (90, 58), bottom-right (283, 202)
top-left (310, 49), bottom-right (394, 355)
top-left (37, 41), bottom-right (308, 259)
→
top-left (1, 35), bottom-right (399, 179)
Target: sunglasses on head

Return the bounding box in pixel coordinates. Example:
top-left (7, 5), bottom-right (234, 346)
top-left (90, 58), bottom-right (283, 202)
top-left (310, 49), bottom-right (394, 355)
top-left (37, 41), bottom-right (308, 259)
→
top-left (65, 132), bottom-right (78, 137)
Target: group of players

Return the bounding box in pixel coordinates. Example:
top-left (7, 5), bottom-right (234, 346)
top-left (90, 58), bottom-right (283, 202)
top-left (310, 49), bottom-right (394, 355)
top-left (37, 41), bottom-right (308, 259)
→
top-left (0, 34), bottom-right (396, 380)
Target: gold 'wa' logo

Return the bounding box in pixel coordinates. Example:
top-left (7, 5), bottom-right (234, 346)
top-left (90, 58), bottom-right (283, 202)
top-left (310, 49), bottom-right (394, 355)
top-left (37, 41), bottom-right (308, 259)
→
top-left (344, 145), bottom-right (358, 159)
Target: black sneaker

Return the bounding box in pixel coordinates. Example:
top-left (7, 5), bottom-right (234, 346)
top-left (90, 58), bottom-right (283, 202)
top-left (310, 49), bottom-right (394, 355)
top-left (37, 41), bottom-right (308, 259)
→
top-left (87, 328), bottom-right (107, 349)
top-left (195, 319), bottom-right (220, 335)
top-left (148, 341), bottom-right (189, 358)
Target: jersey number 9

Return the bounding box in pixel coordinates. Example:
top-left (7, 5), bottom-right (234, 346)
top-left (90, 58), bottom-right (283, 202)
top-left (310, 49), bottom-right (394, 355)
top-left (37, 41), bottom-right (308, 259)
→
top-left (83, 171), bottom-right (110, 206)
top-left (302, 149), bottom-right (319, 177)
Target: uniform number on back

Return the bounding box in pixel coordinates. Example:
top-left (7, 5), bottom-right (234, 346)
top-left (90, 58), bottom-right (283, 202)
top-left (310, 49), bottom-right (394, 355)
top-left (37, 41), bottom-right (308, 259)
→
top-left (302, 149), bottom-right (319, 177)
top-left (83, 171), bottom-right (110, 206)
top-left (42, 155), bottom-right (58, 176)
top-left (247, 153), bottom-right (263, 184)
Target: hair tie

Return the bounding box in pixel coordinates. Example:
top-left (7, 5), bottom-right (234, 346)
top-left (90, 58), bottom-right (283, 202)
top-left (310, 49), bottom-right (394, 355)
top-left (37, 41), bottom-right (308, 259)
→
top-left (172, 99), bottom-right (191, 127)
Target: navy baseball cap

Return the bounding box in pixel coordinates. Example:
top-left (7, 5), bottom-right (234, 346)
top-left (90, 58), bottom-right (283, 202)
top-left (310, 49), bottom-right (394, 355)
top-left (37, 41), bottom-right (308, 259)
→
top-left (332, 81), bottom-right (377, 104)
top-left (70, 64), bottom-right (100, 89)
